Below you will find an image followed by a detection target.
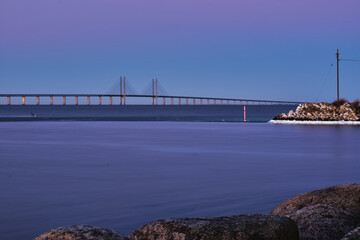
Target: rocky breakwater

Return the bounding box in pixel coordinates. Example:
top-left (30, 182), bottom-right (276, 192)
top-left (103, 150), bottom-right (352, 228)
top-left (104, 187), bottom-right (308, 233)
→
top-left (34, 183), bottom-right (360, 240)
top-left (273, 101), bottom-right (360, 121)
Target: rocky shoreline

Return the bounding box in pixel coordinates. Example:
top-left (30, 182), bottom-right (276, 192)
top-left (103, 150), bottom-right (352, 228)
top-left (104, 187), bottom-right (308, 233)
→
top-left (34, 183), bottom-right (360, 240)
top-left (269, 120), bottom-right (360, 125)
top-left (273, 100), bottom-right (360, 122)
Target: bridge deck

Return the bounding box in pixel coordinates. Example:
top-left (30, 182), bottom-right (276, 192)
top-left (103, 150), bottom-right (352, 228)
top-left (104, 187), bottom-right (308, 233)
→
top-left (0, 94), bottom-right (303, 105)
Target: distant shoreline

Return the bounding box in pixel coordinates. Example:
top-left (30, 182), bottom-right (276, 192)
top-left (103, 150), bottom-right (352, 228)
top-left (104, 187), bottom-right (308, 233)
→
top-left (269, 120), bottom-right (360, 125)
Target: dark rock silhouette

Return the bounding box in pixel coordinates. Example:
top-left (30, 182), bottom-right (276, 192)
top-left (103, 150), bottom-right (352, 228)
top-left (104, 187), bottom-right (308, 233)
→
top-left (271, 183), bottom-right (360, 240)
top-left (286, 204), bottom-right (357, 240)
top-left (271, 183), bottom-right (360, 219)
top-left (130, 214), bottom-right (299, 240)
top-left (34, 225), bottom-right (130, 240)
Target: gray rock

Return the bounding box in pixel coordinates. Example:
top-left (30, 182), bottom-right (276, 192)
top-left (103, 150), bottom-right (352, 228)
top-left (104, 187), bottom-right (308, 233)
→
top-left (287, 204), bottom-right (357, 240)
top-left (34, 225), bottom-right (130, 240)
top-left (271, 183), bottom-right (360, 220)
top-left (342, 227), bottom-right (360, 240)
top-left (130, 214), bottom-right (299, 240)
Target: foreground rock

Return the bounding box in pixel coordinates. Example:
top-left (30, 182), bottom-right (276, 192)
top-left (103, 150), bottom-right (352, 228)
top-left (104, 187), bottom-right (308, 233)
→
top-left (342, 227), bottom-right (360, 240)
top-left (274, 102), bottom-right (360, 121)
top-left (34, 225), bottom-right (130, 240)
top-left (130, 214), bottom-right (299, 240)
top-left (271, 183), bottom-right (360, 220)
top-left (287, 204), bottom-right (357, 240)
top-left (271, 183), bottom-right (360, 240)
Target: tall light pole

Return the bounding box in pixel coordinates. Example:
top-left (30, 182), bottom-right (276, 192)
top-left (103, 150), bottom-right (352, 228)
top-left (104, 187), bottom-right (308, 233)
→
top-left (336, 49), bottom-right (340, 101)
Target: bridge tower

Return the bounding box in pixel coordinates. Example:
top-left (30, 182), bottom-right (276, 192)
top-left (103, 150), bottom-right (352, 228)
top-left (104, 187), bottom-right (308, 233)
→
top-left (120, 76), bottom-right (122, 105)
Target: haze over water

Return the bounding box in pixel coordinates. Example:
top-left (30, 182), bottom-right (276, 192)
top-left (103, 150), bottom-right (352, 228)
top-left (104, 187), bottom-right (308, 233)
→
top-left (1, 118), bottom-right (359, 239)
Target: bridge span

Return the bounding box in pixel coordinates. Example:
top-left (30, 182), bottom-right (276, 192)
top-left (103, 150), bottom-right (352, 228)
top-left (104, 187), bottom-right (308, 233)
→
top-left (0, 77), bottom-right (303, 106)
top-left (0, 94), bottom-right (302, 106)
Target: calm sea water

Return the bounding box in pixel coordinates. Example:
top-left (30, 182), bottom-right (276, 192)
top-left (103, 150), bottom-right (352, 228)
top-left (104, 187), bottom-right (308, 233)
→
top-left (0, 105), bottom-right (295, 122)
top-left (0, 106), bottom-right (360, 239)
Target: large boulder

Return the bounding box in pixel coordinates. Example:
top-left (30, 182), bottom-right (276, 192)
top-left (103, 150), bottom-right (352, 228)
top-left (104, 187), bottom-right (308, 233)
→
top-left (287, 204), bottom-right (357, 240)
top-left (130, 214), bottom-right (299, 240)
top-left (34, 225), bottom-right (130, 240)
top-left (342, 227), bottom-right (360, 240)
top-left (271, 183), bottom-right (360, 220)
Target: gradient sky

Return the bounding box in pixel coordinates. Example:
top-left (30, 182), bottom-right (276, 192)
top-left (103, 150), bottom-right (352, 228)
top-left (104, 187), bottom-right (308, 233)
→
top-left (1, 0), bottom-right (360, 102)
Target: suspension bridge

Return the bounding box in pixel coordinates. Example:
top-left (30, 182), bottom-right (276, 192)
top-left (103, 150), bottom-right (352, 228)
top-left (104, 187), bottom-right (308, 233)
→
top-left (0, 77), bottom-right (303, 106)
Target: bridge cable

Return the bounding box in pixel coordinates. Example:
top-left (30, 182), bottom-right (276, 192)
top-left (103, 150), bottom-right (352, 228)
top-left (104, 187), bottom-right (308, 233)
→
top-left (106, 81), bottom-right (120, 95)
top-left (141, 81), bottom-right (154, 95)
top-left (157, 80), bottom-right (169, 96)
top-left (124, 80), bottom-right (139, 95)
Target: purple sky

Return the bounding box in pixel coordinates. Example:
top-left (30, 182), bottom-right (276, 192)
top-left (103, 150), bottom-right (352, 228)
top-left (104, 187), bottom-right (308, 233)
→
top-left (1, 0), bottom-right (360, 102)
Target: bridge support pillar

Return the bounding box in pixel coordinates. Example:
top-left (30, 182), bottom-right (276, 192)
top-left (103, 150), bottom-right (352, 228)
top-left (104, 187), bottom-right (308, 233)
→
top-left (179, 98), bottom-right (181, 105)
top-left (193, 98), bottom-right (195, 105)
top-left (87, 96), bottom-right (90, 105)
top-left (171, 98), bottom-right (173, 105)
top-left (221, 100), bottom-right (223, 105)
top-left (22, 96), bottom-right (25, 105)
top-left (63, 96), bottom-right (66, 105)
top-left (246, 101), bottom-right (248, 105)
top-left (214, 99), bottom-right (216, 105)
top-left (75, 96), bottom-right (79, 105)
top-left (50, 96), bottom-right (53, 105)
top-left (163, 97), bottom-right (166, 105)
top-left (227, 100), bottom-right (229, 105)
top-left (99, 96), bottom-right (102, 105)
top-left (200, 99), bottom-right (202, 105)
top-left (233, 100), bottom-right (236, 105)
top-left (109, 96), bottom-right (112, 105)
top-left (36, 96), bottom-right (40, 105)
top-left (7, 96), bottom-right (11, 105)
top-left (207, 99), bottom-right (209, 105)
top-left (240, 101), bottom-right (242, 105)
top-left (186, 98), bottom-right (188, 105)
